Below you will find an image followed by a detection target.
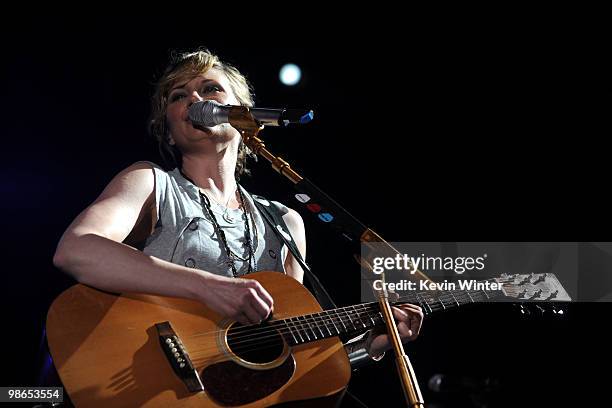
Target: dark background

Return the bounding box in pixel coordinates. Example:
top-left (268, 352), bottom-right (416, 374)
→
top-left (1, 15), bottom-right (610, 407)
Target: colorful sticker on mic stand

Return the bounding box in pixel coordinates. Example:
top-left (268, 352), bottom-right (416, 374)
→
top-left (307, 203), bottom-right (321, 213)
top-left (295, 194), bottom-right (311, 203)
top-left (318, 213), bottom-right (334, 223)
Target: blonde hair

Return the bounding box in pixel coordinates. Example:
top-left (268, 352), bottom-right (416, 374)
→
top-left (149, 48), bottom-right (256, 178)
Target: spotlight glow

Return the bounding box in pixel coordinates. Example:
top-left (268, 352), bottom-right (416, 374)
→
top-left (279, 63), bottom-right (301, 86)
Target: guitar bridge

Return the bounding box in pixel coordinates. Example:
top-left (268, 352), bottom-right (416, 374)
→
top-left (155, 321), bottom-right (204, 392)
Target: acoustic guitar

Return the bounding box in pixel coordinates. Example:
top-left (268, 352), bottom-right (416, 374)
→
top-left (46, 271), bottom-right (570, 407)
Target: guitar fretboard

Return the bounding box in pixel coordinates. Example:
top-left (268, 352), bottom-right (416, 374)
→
top-left (277, 304), bottom-right (384, 346)
top-left (276, 280), bottom-right (504, 346)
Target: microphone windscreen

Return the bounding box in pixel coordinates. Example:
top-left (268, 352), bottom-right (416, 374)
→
top-left (188, 100), bottom-right (224, 127)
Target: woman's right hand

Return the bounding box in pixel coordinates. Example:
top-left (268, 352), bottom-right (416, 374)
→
top-left (196, 273), bottom-right (274, 325)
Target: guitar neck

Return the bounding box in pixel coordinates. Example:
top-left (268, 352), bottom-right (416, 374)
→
top-left (398, 278), bottom-right (505, 315)
top-left (276, 279), bottom-right (504, 347)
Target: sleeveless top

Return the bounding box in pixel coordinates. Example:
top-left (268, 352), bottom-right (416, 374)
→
top-left (140, 163), bottom-right (368, 360)
top-left (142, 162), bottom-right (288, 277)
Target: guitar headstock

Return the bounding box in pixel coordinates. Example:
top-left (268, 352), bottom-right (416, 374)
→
top-left (497, 273), bottom-right (571, 302)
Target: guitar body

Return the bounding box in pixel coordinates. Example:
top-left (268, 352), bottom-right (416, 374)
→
top-left (46, 272), bottom-right (351, 407)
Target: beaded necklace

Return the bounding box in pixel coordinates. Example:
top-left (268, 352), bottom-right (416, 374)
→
top-left (180, 169), bottom-right (256, 276)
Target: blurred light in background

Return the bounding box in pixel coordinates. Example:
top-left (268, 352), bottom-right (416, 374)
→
top-left (279, 63), bottom-right (301, 86)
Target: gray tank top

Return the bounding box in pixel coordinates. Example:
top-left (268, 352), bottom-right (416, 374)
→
top-left (142, 163), bottom-right (288, 277)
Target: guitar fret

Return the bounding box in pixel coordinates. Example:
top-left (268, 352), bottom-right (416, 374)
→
top-left (366, 308), bottom-right (377, 326)
top-left (352, 305), bottom-right (367, 328)
top-left (322, 311), bottom-right (336, 336)
top-left (336, 309), bottom-right (348, 332)
top-left (450, 292), bottom-right (460, 307)
top-left (313, 314), bottom-right (326, 338)
top-left (283, 320), bottom-right (298, 344)
top-left (438, 296), bottom-right (446, 310)
top-left (307, 316), bottom-right (318, 340)
top-left (300, 316), bottom-right (317, 340)
top-left (292, 317), bottom-right (307, 343)
top-left (363, 306), bottom-right (372, 327)
top-left (416, 293), bottom-right (432, 314)
top-left (344, 307), bottom-right (358, 331)
top-left (327, 311), bottom-right (340, 335)
top-left (286, 318), bottom-right (295, 343)
top-left (471, 290), bottom-right (486, 301)
top-left (366, 306), bottom-right (378, 326)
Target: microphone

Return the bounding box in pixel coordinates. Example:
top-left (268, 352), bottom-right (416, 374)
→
top-left (188, 100), bottom-right (314, 128)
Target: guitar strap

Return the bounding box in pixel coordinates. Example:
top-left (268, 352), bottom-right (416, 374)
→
top-left (252, 195), bottom-right (337, 310)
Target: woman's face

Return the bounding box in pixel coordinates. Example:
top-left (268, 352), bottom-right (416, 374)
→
top-left (165, 68), bottom-right (241, 152)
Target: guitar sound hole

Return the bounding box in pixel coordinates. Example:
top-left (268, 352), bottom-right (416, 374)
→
top-left (226, 323), bottom-right (284, 364)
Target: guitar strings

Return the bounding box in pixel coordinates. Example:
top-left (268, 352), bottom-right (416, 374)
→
top-left (186, 288), bottom-right (496, 367)
top-left (184, 288), bottom-right (498, 359)
top-left (181, 279), bottom-right (538, 367)
top-left (184, 285), bottom-right (501, 357)
top-left (187, 304), bottom-right (389, 366)
top-left (187, 304), bottom-right (384, 357)
top-left (184, 281), bottom-right (501, 343)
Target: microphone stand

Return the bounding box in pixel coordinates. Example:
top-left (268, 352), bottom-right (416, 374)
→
top-left (228, 108), bottom-right (426, 408)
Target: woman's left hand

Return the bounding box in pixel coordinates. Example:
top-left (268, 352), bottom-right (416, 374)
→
top-left (366, 304), bottom-right (424, 358)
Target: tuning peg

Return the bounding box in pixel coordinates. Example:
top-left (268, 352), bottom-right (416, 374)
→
top-left (532, 274), bottom-right (546, 284)
top-left (545, 290), bottom-right (559, 301)
top-left (529, 289), bottom-right (543, 300)
top-left (517, 289), bottom-right (527, 298)
top-left (519, 275), bottom-right (532, 285)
